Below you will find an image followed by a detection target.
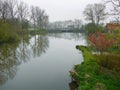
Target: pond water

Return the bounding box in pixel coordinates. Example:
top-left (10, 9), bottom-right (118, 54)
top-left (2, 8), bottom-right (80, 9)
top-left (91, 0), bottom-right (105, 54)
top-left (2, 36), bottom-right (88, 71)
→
top-left (0, 33), bottom-right (86, 90)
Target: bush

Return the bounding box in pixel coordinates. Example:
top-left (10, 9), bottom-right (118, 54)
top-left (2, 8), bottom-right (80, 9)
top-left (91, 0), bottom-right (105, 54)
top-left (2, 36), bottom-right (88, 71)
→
top-left (0, 22), bottom-right (19, 43)
top-left (85, 23), bottom-right (104, 34)
top-left (88, 32), bottom-right (116, 52)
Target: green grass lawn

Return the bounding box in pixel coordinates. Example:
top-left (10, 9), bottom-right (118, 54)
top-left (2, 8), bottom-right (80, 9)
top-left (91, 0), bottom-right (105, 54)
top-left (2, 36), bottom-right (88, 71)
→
top-left (70, 45), bottom-right (120, 90)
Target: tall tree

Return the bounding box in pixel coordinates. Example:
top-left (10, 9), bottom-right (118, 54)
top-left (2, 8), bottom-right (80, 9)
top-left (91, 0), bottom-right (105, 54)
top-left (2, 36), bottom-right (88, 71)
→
top-left (30, 6), bottom-right (37, 29)
top-left (30, 6), bottom-right (49, 30)
top-left (83, 4), bottom-right (95, 24)
top-left (94, 4), bottom-right (106, 25)
top-left (7, 0), bottom-right (17, 21)
top-left (83, 3), bottom-right (106, 25)
top-left (105, 0), bottom-right (120, 22)
top-left (17, 1), bottom-right (29, 29)
top-left (0, 0), bottom-right (9, 22)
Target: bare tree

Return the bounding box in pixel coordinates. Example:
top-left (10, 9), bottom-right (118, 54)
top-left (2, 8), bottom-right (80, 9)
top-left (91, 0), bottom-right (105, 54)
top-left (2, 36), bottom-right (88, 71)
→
top-left (105, 0), bottom-right (120, 22)
top-left (7, 0), bottom-right (18, 20)
top-left (83, 4), bottom-right (95, 24)
top-left (30, 6), bottom-right (37, 29)
top-left (0, 0), bottom-right (9, 22)
top-left (17, 1), bottom-right (29, 28)
top-left (42, 15), bottom-right (49, 29)
top-left (94, 4), bottom-right (106, 25)
top-left (0, 0), bottom-right (2, 19)
top-left (30, 6), bottom-right (49, 29)
top-left (36, 7), bottom-right (45, 29)
top-left (37, 10), bottom-right (49, 29)
top-left (83, 3), bottom-right (106, 25)
top-left (0, 0), bottom-right (49, 30)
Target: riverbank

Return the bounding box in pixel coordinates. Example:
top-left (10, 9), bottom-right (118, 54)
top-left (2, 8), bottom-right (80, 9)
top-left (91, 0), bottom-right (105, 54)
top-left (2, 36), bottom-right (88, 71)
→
top-left (70, 45), bottom-right (120, 90)
top-left (0, 26), bottom-right (46, 44)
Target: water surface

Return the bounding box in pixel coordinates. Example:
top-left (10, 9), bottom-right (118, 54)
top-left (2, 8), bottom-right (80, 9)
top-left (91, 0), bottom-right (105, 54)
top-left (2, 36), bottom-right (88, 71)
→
top-left (0, 33), bottom-right (86, 90)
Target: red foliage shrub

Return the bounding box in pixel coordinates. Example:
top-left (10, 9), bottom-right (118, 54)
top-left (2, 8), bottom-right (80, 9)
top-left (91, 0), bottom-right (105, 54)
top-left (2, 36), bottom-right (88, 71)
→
top-left (88, 32), bottom-right (116, 51)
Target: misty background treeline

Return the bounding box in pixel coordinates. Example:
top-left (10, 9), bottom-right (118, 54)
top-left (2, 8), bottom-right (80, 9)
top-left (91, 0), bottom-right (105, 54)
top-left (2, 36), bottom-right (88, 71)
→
top-left (0, 0), bottom-right (120, 43)
top-left (0, 0), bottom-right (49, 43)
top-left (48, 0), bottom-right (120, 34)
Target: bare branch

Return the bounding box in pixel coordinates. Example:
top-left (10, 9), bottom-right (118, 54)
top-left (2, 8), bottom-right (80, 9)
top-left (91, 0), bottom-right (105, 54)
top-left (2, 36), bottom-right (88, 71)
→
top-left (83, 3), bottom-right (106, 25)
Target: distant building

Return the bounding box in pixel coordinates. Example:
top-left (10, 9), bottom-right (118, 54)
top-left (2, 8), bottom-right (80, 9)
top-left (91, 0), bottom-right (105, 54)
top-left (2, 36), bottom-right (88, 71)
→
top-left (47, 19), bottom-right (82, 31)
top-left (106, 23), bottom-right (120, 33)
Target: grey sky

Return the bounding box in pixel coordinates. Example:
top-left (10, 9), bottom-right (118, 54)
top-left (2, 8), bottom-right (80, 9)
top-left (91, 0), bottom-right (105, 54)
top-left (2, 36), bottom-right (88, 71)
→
top-left (24, 0), bottom-right (102, 22)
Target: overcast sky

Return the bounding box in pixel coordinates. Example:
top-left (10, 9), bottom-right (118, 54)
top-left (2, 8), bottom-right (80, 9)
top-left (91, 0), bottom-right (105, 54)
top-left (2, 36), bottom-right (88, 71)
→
top-left (24, 0), bottom-right (103, 22)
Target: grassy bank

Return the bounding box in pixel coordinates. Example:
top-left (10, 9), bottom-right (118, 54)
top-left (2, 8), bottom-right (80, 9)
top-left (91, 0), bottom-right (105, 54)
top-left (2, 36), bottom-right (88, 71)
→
top-left (0, 22), bottom-right (20, 44)
top-left (70, 45), bottom-right (120, 90)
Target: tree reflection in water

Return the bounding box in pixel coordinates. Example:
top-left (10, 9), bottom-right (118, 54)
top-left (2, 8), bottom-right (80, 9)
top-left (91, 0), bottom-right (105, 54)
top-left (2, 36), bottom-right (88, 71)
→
top-left (31, 34), bottom-right (49, 58)
top-left (0, 43), bottom-right (20, 85)
top-left (0, 34), bottom-right (49, 86)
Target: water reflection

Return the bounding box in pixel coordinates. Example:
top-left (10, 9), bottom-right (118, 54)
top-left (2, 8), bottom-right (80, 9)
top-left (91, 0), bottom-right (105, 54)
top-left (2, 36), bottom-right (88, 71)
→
top-left (31, 35), bottom-right (49, 58)
top-left (0, 43), bottom-right (20, 85)
top-left (0, 34), bottom-right (49, 86)
top-left (17, 35), bottom-right (31, 62)
top-left (0, 33), bottom-right (86, 90)
top-left (48, 33), bottom-right (86, 41)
